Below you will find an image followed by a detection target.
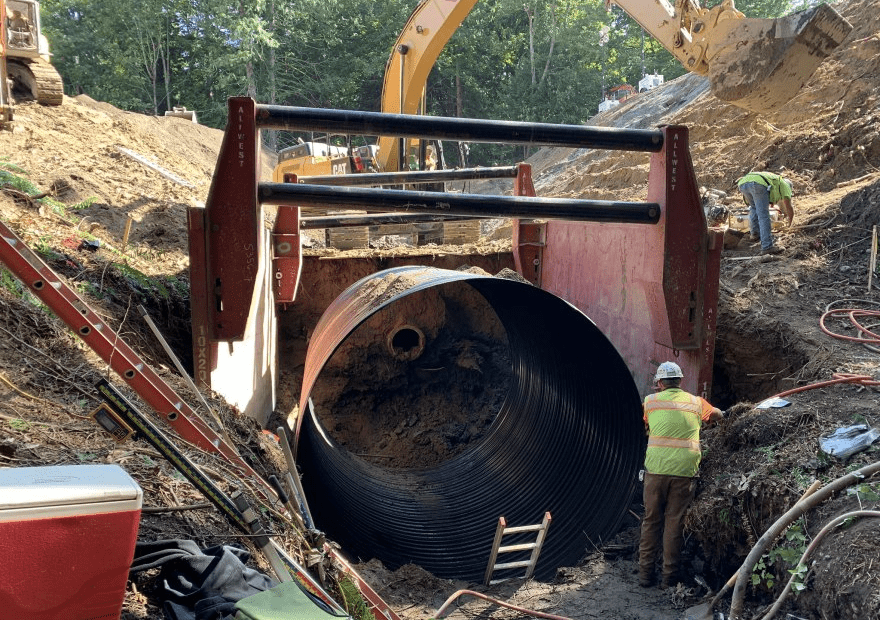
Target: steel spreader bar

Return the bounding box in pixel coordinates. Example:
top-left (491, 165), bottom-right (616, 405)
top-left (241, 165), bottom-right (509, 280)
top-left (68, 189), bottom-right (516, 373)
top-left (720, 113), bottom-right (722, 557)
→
top-left (296, 165), bottom-right (519, 186)
top-left (259, 182), bottom-right (660, 224)
top-left (255, 105), bottom-right (664, 152)
top-left (301, 212), bottom-right (476, 229)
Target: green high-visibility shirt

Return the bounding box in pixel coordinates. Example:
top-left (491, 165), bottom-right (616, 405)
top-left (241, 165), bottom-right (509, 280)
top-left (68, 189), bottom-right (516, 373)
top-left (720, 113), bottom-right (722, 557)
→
top-left (737, 172), bottom-right (793, 205)
top-left (642, 388), bottom-right (715, 478)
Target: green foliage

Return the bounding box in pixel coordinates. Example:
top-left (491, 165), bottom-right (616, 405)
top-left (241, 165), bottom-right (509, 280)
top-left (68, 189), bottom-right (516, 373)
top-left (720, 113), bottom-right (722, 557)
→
top-left (114, 262), bottom-right (170, 298)
top-left (129, 245), bottom-right (168, 262)
top-left (75, 280), bottom-right (104, 300)
top-left (787, 561), bottom-right (809, 593)
top-left (751, 518), bottom-right (809, 592)
top-left (752, 555), bottom-right (776, 588)
top-left (7, 418), bottom-right (31, 431)
top-left (0, 159), bottom-right (95, 216)
top-left (33, 237), bottom-right (66, 262)
top-left (0, 161), bottom-right (42, 195)
top-left (756, 445), bottom-right (776, 462)
top-left (0, 268), bottom-right (26, 297)
top-left (338, 578), bottom-right (373, 620)
top-left (791, 468), bottom-right (812, 490)
top-left (40, 0), bottom-right (818, 165)
top-left (847, 483), bottom-right (880, 503)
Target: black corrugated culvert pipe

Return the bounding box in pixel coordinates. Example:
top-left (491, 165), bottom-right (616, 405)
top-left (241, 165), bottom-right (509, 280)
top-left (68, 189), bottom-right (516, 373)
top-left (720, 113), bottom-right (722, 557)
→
top-left (295, 266), bottom-right (645, 581)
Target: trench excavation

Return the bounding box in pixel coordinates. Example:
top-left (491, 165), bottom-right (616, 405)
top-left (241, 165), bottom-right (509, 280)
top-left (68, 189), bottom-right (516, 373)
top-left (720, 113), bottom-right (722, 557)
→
top-left (294, 266), bottom-right (646, 581)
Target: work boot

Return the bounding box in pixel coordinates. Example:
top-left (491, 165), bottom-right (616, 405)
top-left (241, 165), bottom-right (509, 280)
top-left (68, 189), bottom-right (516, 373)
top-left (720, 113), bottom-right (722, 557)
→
top-left (749, 233), bottom-right (760, 243)
top-left (638, 574), bottom-right (656, 588)
top-left (660, 576), bottom-right (678, 589)
top-left (761, 245), bottom-right (784, 255)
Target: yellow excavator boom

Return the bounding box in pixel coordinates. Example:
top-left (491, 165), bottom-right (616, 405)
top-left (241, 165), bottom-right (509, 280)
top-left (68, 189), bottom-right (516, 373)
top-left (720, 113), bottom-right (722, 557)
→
top-left (1, 0), bottom-right (14, 124)
top-left (275, 0), bottom-right (851, 179)
top-left (609, 0), bottom-right (852, 113)
top-left (375, 0), bottom-right (478, 172)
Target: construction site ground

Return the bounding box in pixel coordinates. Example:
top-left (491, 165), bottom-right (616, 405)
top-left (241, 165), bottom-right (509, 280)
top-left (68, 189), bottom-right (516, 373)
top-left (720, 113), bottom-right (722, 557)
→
top-left (1, 1), bottom-right (879, 618)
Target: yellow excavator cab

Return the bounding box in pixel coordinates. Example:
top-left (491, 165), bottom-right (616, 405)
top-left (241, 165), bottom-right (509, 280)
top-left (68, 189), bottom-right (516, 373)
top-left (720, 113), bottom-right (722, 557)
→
top-left (273, 141), bottom-right (354, 181)
top-left (2, 0), bottom-right (64, 107)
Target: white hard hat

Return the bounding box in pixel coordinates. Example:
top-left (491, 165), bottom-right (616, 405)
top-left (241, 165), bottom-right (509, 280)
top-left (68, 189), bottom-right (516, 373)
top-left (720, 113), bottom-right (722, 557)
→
top-left (654, 361), bottom-right (683, 383)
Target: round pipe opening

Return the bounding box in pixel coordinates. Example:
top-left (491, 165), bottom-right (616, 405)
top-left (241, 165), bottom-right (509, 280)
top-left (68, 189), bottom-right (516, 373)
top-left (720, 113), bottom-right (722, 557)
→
top-left (386, 325), bottom-right (425, 360)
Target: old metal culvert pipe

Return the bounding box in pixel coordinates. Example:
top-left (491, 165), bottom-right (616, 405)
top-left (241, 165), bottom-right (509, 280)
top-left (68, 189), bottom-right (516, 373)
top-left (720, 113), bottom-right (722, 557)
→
top-left (294, 266), bottom-right (645, 582)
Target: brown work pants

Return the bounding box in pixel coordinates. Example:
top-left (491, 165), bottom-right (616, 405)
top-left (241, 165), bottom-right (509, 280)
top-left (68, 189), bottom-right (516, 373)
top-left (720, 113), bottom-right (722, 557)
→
top-left (638, 471), bottom-right (695, 586)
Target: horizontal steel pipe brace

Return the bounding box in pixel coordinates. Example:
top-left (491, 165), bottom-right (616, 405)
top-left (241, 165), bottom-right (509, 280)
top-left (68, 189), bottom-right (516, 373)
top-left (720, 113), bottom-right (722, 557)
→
top-left (297, 166), bottom-right (520, 186)
top-left (259, 183), bottom-right (661, 224)
top-left (255, 105), bottom-right (664, 152)
top-left (301, 212), bottom-right (476, 229)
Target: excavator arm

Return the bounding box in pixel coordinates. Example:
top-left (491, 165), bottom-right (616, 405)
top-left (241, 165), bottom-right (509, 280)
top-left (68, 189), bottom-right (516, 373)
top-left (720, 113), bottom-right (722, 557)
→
top-left (609, 0), bottom-right (852, 112)
top-left (375, 0), bottom-right (478, 172)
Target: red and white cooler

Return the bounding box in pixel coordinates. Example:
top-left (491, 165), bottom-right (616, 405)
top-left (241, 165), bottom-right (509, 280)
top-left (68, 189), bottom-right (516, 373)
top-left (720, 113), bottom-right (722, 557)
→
top-left (0, 463), bottom-right (143, 620)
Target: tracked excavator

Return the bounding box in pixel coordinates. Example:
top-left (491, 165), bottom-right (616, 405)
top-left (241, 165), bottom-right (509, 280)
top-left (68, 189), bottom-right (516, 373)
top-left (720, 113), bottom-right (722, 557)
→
top-left (0, 0), bottom-right (63, 123)
top-left (274, 0), bottom-right (850, 181)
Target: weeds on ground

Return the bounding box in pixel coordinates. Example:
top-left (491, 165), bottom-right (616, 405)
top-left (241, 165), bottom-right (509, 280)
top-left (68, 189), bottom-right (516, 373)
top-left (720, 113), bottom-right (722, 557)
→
top-left (0, 158), bottom-right (96, 217)
top-left (847, 482), bottom-right (880, 505)
top-left (751, 518), bottom-right (809, 593)
top-left (0, 267), bottom-right (48, 312)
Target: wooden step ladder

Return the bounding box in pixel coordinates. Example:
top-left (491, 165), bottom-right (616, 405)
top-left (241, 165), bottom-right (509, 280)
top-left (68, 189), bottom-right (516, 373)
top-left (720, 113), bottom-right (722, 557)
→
top-left (483, 512), bottom-right (552, 585)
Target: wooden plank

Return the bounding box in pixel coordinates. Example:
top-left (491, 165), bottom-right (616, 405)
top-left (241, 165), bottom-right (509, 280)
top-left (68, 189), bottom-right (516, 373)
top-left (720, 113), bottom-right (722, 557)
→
top-left (483, 516), bottom-right (506, 586)
top-left (443, 219), bottom-right (481, 245)
top-left (498, 543), bottom-right (537, 553)
top-left (327, 226), bottom-right (369, 250)
top-left (493, 560), bottom-right (532, 570)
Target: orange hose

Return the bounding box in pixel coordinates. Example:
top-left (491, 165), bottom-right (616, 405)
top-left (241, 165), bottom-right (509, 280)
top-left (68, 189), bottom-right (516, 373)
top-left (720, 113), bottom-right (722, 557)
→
top-left (771, 373), bottom-right (880, 399)
top-left (767, 303), bottom-right (880, 400)
top-left (819, 308), bottom-right (880, 344)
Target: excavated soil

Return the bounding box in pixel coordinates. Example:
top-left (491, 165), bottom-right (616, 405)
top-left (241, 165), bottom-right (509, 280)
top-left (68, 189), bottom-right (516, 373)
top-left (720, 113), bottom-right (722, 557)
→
top-left (307, 270), bottom-right (511, 469)
top-left (1, 1), bottom-right (879, 618)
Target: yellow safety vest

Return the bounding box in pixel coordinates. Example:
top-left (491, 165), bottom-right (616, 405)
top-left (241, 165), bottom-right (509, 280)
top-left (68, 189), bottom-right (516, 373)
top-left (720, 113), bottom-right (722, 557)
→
top-left (737, 172), bottom-right (792, 205)
top-left (643, 388), bottom-right (705, 477)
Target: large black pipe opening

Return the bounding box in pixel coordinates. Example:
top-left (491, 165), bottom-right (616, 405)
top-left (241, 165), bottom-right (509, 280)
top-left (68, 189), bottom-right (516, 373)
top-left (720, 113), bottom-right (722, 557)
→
top-left (295, 266), bottom-right (645, 581)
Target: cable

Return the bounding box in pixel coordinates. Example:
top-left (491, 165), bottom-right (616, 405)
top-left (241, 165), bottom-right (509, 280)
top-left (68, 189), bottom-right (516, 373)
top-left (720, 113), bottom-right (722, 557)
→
top-left (820, 308), bottom-right (880, 344)
top-left (820, 299), bottom-right (880, 352)
top-left (433, 589), bottom-right (572, 620)
top-left (775, 299), bottom-right (880, 401)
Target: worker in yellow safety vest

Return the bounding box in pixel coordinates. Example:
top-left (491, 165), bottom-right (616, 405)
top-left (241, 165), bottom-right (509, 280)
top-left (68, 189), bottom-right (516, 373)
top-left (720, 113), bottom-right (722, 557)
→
top-left (638, 361), bottom-right (723, 589)
top-left (736, 171), bottom-right (794, 255)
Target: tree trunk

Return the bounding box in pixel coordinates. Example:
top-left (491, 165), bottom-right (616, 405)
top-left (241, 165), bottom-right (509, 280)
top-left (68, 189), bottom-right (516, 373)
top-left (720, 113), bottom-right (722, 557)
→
top-left (525, 5), bottom-right (536, 85)
top-left (265, 0), bottom-right (277, 150)
top-left (455, 71), bottom-right (466, 167)
top-left (538, 3), bottom-right (557, 88)
top-left (160, 28), bottom-right (171, 112)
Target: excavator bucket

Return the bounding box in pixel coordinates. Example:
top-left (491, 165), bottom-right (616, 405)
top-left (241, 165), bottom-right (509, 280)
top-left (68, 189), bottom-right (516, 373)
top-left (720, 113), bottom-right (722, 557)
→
top-left (707, 4), bottom-right (852, 113)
